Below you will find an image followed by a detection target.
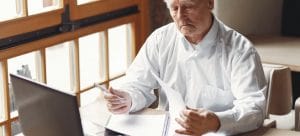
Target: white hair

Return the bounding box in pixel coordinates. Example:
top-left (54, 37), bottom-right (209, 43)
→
top-left (163, 0), bottom-right (214, 10)
top-left (163, 0), bottom-right (171, 8)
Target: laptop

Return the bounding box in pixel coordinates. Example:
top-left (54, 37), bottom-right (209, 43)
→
top-left (10, 73), bottom-right (122, 136)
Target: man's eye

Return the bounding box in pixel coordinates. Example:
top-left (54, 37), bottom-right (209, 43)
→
top-left (183, 5), bottom-right (194, 10)
top-left (171, 6), bottom-right (178, 11)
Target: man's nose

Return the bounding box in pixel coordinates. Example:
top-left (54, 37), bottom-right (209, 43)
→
top-left (177, 7), bottom-right (186, 20)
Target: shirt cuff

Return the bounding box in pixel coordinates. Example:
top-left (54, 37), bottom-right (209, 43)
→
top-left (214, 110), bottom-right (236, 135)
top-left (127, 90), bottom-right (139, 112)
top-left (124, 88), bottom-right (149, 113)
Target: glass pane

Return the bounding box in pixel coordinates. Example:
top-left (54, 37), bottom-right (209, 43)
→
top-left (27, 0), bottom-right (62, 15)
top-left (11, 121), bottom-right (22, 136)
top-left (46, 42), bottom-right (74, 92)
top-left (108, 24), bottom-right (132, 77)
top-left (80, 88), bottom-right (101, 107)
top-left (79, 33), bottom-right (104, 89)
top-left (77, 0), bottom-right (99, 5)
top-left (8, 52), bottom-right (39, 81)
top-left (0, 62), bottom-right (5, 122)
top-left (8, 52), bottom-right (40, 114)
top-left (109, 76), bottom-right (125, 88)
top-left (0, 125), bottom-right (5, 136)
top-left (0, 0), bottom-right (23, 22)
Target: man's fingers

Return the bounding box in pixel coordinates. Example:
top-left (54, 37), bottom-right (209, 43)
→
top-left (179, 111), bottom-right (192, 124)
top-left (174, 127), bottom-right (194, 135)
top-left (109, 105), bottom-right (130, 114)
top-left (182, 110), bottom-right (199, 120)
top-left (186, 106), bottom-right (197, 111)
top-left (175, 117), bottom-right (196, 130)
top-left (182, 109), bottom-right (206, 121)
top-left (104, 92), bottom-right (127, 104)
top-left (109, 99), bottom-right (127, 105)
top-left (104, 87), bottom-right (131, 114)
top-left (103, 93), bottom-right (120, 100)
top-left (107, 102), bottom-right (127, 110)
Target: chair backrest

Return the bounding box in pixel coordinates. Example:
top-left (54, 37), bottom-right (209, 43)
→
top-left (262, 63), bottom-right (293, 118)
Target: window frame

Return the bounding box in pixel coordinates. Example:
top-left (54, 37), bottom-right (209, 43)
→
top-left (0, 0), bottom-right (65, 39)
top-left (0, 14), bottom-right (140, 136)
top-left (69, 0), bottom-right (139, 21)
top-left (0, 0), bottom-right (150, 135)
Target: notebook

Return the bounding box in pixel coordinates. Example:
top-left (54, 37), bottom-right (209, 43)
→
top-left (80, 96), bottom-right (170, 136)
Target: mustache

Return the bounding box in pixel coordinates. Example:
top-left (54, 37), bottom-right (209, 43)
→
top-left (177, 20), bottom-right (193, 26)
top-left (178, 23), bottom-right (193, 27)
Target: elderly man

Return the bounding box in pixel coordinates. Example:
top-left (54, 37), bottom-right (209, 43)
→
top-left (104, 0), bottom-right (267, 135)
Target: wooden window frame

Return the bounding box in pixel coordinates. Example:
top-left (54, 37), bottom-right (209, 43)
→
top-left (0, 14), bottom-right (140, 136)
top-left (0, 0), bottom-right (151, 135)
top-left (0, 0), bottom-right (66, 39)
top-left (69, 0), bottom-right (139, 20)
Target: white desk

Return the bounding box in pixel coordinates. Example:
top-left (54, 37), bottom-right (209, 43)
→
top-left (241, 127), bottom-right (300, 136)
top-left (81, 97), bottom-right (300, 136)
top-left (249, 36), bottom-right (300, 72)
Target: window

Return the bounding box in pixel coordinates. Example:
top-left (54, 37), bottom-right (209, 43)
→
top-left (108, 24), bottom-right (133, 77)
top-left (77, 0), bottom-right (100, 5)
top-left (80, 88), bottom-right (100, 107)
top-left (0, 0), bottom-right (23, 22)
top-left (0, 0), bottom-right (63, 22)
top-left (109, 76), bottom-right (126, 87)
top-left (70, 0), bottom-right (139, 20)
top-left (7, 52), bottom-right (41, 119)
top-left (8, 52), bottom-right (40, 81)
top-left (0, 62), bottom-right (5, 123)
top-left (0, 0), bottom-right (149, 135)
top-left (0, 126), bottom-right (4, 136)
top-left (27, 0), bottom-right (62, 15)
top-left (79, 33), bottom-right (104, 90)
top-left (11, 121), bottom-right (21, 136)
top-left (46, 42), bottom-right (75, 92)
top-left (0, 0), bottom-right (63, 39)
top-left (79, 24), bottom-right (134, 106)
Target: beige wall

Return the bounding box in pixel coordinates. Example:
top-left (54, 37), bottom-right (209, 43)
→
top-left (214, 0), bottom-right (283, 35)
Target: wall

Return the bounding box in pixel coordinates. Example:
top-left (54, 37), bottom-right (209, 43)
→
top-left (149, 0), bottom-right (172, 32)
top-left (150, 0), bottom-right (284, 36)
top-left (214, 0), bottom-right (284, 35)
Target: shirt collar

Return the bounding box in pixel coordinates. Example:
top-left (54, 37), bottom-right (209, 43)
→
top-left (195, 16), bottom-right (219, 50)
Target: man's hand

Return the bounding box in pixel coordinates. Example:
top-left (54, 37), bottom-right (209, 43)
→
top-left (103, 87), bottom-right (132, 114)
top-left (175, 107), bottom-right (220, 136)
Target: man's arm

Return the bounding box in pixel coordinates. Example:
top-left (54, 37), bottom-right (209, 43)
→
top-left (215, 47), bottom-right (267, 135)
top-left (111, 30), bottom-right (163, 113)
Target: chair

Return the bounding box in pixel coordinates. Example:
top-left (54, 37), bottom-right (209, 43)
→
top-left (262, 63), bottom-right (293, 129)
top-left (295, 96), bottom-right (300, 131)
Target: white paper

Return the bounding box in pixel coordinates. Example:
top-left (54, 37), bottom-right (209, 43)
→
top-left (150, 71), bottom-right (186, 135)
top-left (80, 96), bottom-right (111, 127)
top-left (106, 114), bottom-right (168, 136)
top-left (80, 96), bottom-right (110, 136)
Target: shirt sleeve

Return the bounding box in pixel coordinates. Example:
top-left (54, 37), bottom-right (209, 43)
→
top-left (115, 30), bottom-right (162, 112)
top-left (215, 45), bottom-right (267, 135)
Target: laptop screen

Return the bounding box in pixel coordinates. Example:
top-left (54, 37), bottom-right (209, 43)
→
top-left (10, 74), bottom-right (84, 136)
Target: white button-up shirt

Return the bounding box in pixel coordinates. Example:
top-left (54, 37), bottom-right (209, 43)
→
top-left (117, 17), bottom-right (267, 135)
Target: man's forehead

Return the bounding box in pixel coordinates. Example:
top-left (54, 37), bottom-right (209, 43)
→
top-left (166, 0), bottom-right (202, 2)
top-left (166, 0), bottom-right (204, 5)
